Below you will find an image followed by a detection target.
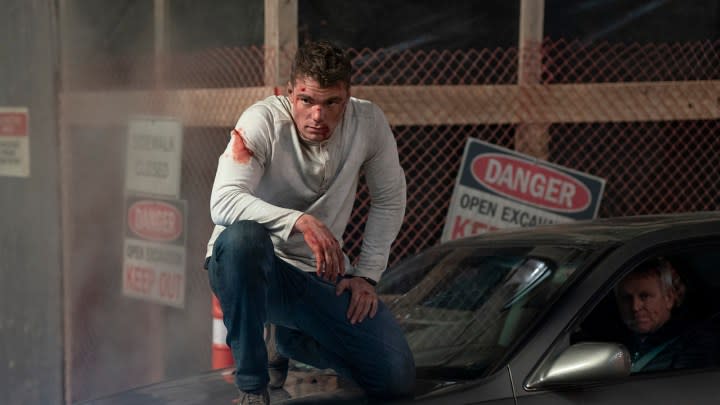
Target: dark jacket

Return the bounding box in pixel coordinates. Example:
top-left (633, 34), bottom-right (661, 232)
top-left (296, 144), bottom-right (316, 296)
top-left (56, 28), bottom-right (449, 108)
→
top-left (624, 316), bottom-right (719, 372)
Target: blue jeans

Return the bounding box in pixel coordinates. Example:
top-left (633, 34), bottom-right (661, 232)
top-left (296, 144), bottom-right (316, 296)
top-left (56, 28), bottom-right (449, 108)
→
top-left (207, 220), bottom-right (415, 398)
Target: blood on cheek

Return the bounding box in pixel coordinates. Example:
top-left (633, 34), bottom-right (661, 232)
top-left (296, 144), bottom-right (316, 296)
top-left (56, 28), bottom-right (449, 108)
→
top-left (230, 129), bottom-right (254, 164)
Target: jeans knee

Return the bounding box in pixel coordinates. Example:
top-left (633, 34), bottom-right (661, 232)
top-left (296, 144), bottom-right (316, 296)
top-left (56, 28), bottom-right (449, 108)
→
top-left (215, 221), bottom-right (271, 259)
top-left (210, 220), bottom-right (273, 287)
top-left (217, 220), bottom-right (269, 251)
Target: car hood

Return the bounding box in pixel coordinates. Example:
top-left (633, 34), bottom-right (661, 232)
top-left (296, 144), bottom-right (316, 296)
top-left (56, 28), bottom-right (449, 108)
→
top-left (81, 367), bottom-right (453, 404)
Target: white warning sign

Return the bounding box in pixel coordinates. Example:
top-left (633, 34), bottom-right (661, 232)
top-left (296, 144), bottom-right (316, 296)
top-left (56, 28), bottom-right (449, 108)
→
top-left (442, 139), bottom-right (606, 242)
top-left (0, 107), bottom-right (30, 178)
top-left (125, 117), bottom-right (183, 197)
top-left (122, 196), bottom-right (187, 308)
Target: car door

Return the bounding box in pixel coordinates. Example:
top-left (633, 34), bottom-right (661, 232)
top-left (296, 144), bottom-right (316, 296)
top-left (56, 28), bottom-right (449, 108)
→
top-left (514, 235), bottom-right (720, 404)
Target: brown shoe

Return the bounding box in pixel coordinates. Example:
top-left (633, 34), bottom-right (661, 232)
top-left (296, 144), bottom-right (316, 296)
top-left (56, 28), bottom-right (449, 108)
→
top-left (237, 389), bottom-right (269, 405)
top-left (265, 323), bottom-right (289, 389)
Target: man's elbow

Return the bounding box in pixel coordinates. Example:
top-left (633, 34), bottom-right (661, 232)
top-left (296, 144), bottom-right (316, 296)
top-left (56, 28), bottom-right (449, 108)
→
top-left (209, 194), bottom-right (233, 226)
top-left (209, 208), bottom-right (227, 226)
top-left (374, 174), bottom-right (407, 205)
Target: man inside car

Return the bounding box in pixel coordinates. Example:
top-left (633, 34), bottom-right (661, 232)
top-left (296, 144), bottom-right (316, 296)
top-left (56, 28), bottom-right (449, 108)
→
top-left (614, 257), bottom-right (716, 372)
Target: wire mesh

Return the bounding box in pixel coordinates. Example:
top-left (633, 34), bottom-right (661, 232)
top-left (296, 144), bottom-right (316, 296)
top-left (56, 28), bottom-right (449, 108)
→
top-left (61, 39), bottom-right (720, 401)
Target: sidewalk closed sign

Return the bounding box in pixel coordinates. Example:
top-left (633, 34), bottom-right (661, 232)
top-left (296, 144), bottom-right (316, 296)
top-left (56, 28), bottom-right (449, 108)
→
top-left (0, 107), bottom-right (30, 177)
top-left (122, 196), bottom-right (187, 307)
top-left (125, 117), bottom-right (183, 198)
top-left (441, 139), bottom-right (606, 242)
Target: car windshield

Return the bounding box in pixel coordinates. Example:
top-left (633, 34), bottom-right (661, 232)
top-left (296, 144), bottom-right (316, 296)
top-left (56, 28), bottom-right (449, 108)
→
top-left (377, 243), bottom-right (595, 379)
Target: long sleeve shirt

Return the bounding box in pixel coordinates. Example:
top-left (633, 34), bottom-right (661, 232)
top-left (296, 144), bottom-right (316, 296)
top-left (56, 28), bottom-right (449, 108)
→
top-left (205, 95), bottom-right (406, 282)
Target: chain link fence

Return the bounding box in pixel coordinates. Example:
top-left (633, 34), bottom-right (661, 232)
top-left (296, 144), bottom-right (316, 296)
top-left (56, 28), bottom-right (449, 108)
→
top-left (61, 39), bottom-right (720, 401)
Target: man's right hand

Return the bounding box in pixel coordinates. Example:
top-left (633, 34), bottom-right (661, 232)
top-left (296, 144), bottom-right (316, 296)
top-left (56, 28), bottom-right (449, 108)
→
top-left (293, 214), bottom-right (345, 282)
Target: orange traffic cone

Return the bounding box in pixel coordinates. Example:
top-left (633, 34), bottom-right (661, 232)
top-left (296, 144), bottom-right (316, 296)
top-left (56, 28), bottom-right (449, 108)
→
top-left (211, 294), bottom-right (234, 369)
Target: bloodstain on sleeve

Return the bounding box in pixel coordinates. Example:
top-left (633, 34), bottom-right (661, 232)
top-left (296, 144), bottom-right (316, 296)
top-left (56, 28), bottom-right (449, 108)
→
top-left (225, 128), bottom-right (254, 164)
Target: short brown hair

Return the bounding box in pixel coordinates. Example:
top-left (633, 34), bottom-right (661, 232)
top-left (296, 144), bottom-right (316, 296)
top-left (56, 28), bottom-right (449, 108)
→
top-left (290, 40), bottom-right (351, 88)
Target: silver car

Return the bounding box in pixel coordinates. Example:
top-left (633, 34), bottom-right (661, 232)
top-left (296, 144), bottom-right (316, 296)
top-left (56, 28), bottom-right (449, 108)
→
top-left (83, 212), bottom-right (720, 404)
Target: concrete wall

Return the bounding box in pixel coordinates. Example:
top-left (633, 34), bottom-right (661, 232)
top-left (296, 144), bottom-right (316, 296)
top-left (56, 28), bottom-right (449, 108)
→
top-left (0, 0), bottom-right (64, 404)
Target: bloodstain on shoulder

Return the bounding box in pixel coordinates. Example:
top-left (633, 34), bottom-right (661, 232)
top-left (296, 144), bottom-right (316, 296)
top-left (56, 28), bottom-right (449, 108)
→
top-left (227, 128), bottom-right (254, 164)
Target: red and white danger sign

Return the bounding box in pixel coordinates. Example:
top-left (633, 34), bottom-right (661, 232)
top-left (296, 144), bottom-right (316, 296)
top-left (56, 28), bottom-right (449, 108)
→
top-left (442, 139), bottom-right (606, 242)
top-left (122, 196), bottom-right (187, 308)
top-left (0, 107), bottom-right (30, 177)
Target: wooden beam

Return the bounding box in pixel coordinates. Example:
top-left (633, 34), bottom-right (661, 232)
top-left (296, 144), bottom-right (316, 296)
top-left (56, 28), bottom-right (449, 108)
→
top-left (154, 0), bottom-right (167, 88)
top-left (357, 82), bottom-right (720, 125)
top-left (518, 0), bottom-right (544, 84)
top-left (515, 81), bottom-right (720, 124)
top-left (264, 0), bottom-right (297, 87)
top-left (517, 0), bottom-right (548, 159)
top-left (60, 82), bottom-right (720, 127)
top-left (60, 87), bottom-right (275, 127)
top-left (351, 85), bottom-right (517, 126)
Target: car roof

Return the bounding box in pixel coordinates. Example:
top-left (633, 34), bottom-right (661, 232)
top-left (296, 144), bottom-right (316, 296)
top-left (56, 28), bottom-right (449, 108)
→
top-left (443, 211), bottom-right (720, 247)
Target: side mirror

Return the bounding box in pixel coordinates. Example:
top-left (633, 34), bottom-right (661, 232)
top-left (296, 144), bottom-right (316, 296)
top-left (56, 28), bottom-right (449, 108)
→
top-left (525, 342), bottom-right (631, 389)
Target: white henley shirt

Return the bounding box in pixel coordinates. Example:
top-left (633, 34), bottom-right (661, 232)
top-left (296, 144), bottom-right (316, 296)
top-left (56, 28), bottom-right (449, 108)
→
top-left (205, 95), bottom-right (406, 282)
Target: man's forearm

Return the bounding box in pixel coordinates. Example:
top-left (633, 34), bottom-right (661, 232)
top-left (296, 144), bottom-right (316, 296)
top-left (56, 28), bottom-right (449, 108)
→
top-left (210, 158), bottom-right (303, 241)
top-left (354, 175), bottom-right (407, 281)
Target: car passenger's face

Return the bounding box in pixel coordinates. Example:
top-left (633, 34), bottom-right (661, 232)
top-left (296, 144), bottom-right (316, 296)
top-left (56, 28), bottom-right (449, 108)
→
top-left (615, 273), bottom-right (675, 334)
top-left (288, 76), bottom-right (349, 143)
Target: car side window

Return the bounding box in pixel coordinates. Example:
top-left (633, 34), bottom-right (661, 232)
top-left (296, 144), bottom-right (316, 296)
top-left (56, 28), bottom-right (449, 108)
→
top-left (573, 248), bottom-right (720, 375)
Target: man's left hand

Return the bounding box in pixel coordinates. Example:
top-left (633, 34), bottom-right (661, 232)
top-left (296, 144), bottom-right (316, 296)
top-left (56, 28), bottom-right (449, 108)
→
top-left (336, 277), bottom-right (378, 325)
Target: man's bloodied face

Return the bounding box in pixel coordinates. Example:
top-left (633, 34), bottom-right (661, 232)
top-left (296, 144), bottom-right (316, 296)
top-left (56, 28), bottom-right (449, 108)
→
top-left (288, 76), bottom-right (349, 143)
